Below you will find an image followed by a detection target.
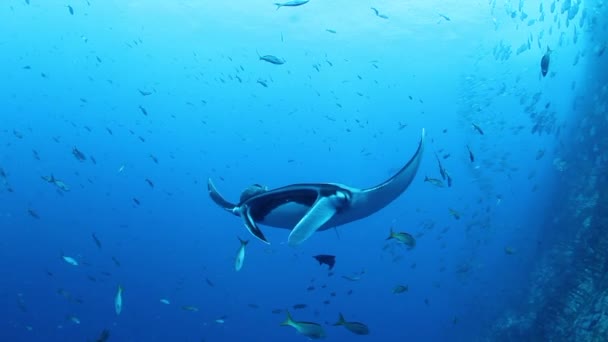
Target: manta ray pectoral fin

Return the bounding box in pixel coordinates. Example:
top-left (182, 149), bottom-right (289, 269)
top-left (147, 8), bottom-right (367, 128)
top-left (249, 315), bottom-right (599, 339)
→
top-left (288, 191), bottom-right (349, 246)
top-left (207, 178), bottom-right (238, 214)
top-left (240, 206), bottom-right (270, 244)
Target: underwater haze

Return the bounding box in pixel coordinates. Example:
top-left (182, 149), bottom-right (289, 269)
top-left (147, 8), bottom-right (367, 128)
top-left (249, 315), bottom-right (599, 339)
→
top-left (1, 0), bottom-right (608, 341)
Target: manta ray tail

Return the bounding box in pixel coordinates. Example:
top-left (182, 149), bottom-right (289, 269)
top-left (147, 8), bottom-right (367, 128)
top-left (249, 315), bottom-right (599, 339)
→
top-left (207, 178), bottom-right (238, 214)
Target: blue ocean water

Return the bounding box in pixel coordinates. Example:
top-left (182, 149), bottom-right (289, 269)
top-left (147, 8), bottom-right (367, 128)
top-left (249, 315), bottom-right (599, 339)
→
top-left (1, 0), bottom-right (605, 341)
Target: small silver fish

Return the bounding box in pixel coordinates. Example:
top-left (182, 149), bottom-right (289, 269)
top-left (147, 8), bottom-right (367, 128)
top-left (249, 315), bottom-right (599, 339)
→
top-left (424, 176), bottom-right (445, 188)
top-left (234, 237), bottom-right (249, 271)
top-left (115, 285), bottom-right (123, 315)
top-left (62, 255), bottom-right (79, 266)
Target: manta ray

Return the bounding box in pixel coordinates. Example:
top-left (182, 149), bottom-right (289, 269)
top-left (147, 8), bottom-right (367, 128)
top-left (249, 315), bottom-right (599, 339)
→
top-left (208, 129), bottom-right (425, 246)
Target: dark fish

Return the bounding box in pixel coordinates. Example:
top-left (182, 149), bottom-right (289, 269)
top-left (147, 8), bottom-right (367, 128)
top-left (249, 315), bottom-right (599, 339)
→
top-left (258, 54), bottom-right (285, 65)
top-left (333, 313), bottom-right (370, 335)
top-left (438, 13), bottom-right (451, 21)
top-left (281, 310), bottom-right (325, 339)
top-left (145, 178), bottom-right (154, 188)
top-left (257, 79), bottom-right (268, 87)
top-left (448, 208), bottom-right (461, 220)
top-left (274, 0), bottom-right (309, 10)
top-left (139, 105), bottom-right (148, 116)
top-left (91, 233), bottom-right (102, 249)
top-left (138, 89), bottom-right (152, 96)
top-left (67, 5), bottom-right (74, 15)
top-left (466, 145), bottom-right (475, 162)
top-left (435, 153), bottom-right (447, 180)
top-left (72, 147), bottom-right (86, 161)
top-left (133, 198), bottom-right (140, 205)
top-left (370, 7), bottom-right (388, 19)
top-left (386, 229), bottom-right (416, 248)
top-left (293, 303), bottom-right (307, 310)
top-left (313, 254), bottom-right (335, 270)
top-left (95, 329), bottom-right (110, 342)
top-left (28, 209), bottom-right (40, 219)
top-left (393, 285), bottom-right (408, 294)
top-left (535, 149), bottom-right (545, 160)
top-left (471, 123), bottom-right (484, 135)
top-left (248, 303), bottom-right (260, 309)
top-left (150, 155), bottom-right (158, 164)
top-left (111, 256), bottom-right (121, 267)
top-left (540, 47), bottom-right (552, 77)
top-left (205, 278), bottom-right (215, 287)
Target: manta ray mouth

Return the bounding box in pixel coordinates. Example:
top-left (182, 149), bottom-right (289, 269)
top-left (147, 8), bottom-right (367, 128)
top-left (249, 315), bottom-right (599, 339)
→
top-left (248, 188), bottom-right (319, 222)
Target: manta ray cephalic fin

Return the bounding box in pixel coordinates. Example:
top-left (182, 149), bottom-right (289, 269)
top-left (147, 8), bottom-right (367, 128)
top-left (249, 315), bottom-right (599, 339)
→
top-left (288, 191), bottom-right (348, 246)
top-left (240, 206), bottom-right (270, 244)
top-left (207, 178), bottom-right (237, 212)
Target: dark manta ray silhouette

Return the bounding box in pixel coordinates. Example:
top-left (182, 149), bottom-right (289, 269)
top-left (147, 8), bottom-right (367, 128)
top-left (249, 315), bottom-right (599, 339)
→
top-left (313, 255), bottom-right (336, 270)
top-left (208, 129), bottom-right (425, 246)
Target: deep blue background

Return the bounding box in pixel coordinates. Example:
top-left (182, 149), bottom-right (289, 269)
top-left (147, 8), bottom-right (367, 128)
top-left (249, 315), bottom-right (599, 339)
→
top-left (0, 0), bottom-right (589, 341)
